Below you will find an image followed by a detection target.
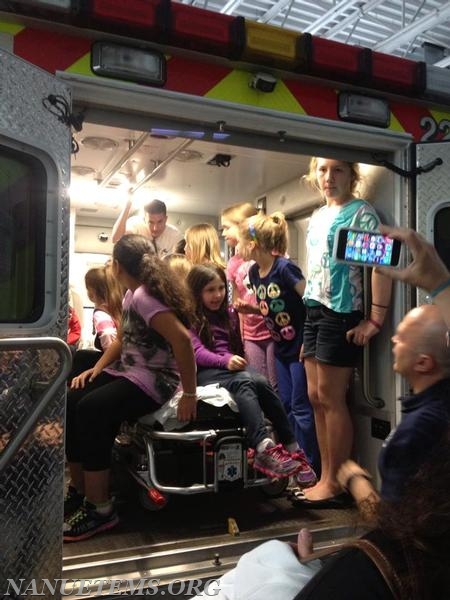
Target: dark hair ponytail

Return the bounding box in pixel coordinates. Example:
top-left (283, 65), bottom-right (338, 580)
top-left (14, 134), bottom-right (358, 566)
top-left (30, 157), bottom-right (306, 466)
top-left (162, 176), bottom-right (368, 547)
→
top-left (113, 234), bottom-right (191, 326)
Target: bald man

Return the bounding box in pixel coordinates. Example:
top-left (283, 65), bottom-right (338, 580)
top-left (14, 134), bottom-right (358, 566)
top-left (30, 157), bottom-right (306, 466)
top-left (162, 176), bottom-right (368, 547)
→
top-left (336, 304), bottom-right (450, 506)
top-left (377, 304), bottom-right (450, 500)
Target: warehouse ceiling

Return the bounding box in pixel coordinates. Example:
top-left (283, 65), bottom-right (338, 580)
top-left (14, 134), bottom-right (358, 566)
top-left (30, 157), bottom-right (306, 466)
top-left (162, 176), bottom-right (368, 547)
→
top-left (185, 0), bottom-right (450, 67)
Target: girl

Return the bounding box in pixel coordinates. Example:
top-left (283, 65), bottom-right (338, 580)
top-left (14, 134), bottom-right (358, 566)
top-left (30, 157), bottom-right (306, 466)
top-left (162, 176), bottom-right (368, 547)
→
top-left (299, 158), bottom-right (391, 503)
top-left (71, 264), bottom-right (124, 376)
top-left (186, 263), bottom-right (312, 480)
top-left (63, 234), bottom-right (197, 542)
top-left (221, 202), bottom-right (277, 389)
top-left (185, 223), bottom-right (226, 269)
top-left (237, 212), bottom-right (319, 484)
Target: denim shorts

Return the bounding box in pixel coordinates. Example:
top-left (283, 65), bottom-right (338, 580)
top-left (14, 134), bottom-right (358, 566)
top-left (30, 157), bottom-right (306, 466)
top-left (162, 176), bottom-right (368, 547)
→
top-left (303, 304), bottom-right (363, 367)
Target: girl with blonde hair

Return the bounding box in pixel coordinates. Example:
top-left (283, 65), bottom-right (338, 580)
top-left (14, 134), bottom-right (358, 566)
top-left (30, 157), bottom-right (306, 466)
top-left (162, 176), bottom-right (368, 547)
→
top-left (237, 211), bottom-right (318, 486)
top-left (298, 157), bottom-right (392, 505)
top-left (184, 223), bottom-right (226, 269)
top-left (221, 202), bottom-right (277, 388)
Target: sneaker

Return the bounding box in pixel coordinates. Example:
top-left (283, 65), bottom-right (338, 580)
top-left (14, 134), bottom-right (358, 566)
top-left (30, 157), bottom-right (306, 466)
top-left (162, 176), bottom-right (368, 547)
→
top-left (63, 501), bottom-right (119, 542)
top-left (254, 443), bottom-right (301, 478)
top-left (64, 485), bottom-right (84, 519)
top-left (290, 450), bottom-right (318, 488)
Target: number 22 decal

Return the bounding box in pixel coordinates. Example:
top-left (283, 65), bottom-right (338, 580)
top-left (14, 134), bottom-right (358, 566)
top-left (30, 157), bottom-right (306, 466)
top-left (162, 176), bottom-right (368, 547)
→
top-left (420, 116), bottom-right (450, 141)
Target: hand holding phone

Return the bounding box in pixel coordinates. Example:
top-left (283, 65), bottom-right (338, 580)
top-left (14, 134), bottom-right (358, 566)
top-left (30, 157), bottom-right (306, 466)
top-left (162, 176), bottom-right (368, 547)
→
top-left (334, 227), bottom-right (402, 268)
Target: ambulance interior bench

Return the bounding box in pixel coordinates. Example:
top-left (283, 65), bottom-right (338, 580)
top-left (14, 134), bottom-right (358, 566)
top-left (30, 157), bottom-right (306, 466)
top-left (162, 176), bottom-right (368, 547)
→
top-left (113, 384), bottom-right (288, 510)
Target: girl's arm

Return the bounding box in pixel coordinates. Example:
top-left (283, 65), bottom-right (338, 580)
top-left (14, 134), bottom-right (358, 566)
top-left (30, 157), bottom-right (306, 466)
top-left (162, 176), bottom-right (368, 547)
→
top-left (70, 337), bottom-right (122, 389)
top-left (233, 298), bottom-right (261, 314)
top-left (346, 270), bottom-right (392, 346)
top-left (294, 279), bottom-right (306, 296)
top-left (190, 329), bottom-right (234, 370)
top-left (93, 310), bottom-right (118, 350)
top-left (151, 311), bottom-right (197, 422)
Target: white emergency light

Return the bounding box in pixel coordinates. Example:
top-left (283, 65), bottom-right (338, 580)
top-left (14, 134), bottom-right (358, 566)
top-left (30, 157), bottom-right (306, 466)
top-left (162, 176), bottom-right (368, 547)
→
top-left (12, 0), bottom-right (71, 10)
top-left (91, 42), bottom-right (166, 87)
top-left (338, 92), bottom-right (390, 128)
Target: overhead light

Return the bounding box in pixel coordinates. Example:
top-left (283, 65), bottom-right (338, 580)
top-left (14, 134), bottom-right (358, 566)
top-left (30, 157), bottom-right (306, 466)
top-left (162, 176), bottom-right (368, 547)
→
top-left (338, 92), bottom-right (390, 128)
top-left (174, 150), bottom-right (204, 162)
top-left (91, 42), bottom-right (166, 87)
top-left (72, 165), bottom-right (96, 177)
top-left (81, 136), bottom-right (118, 151)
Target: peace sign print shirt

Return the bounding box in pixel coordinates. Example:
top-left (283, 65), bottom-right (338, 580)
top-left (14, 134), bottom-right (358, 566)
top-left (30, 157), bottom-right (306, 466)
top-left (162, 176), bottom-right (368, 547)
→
top-left (249, 257), bottom-right (306, 361)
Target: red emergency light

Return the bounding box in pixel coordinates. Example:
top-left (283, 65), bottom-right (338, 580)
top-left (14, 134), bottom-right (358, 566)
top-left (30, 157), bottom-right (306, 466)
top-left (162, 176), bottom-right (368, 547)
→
top-left (370, 51), bottom-right (426, 94)
top-left (297, 34), bottom-right (371, 83)
top-left (167, 2), bottom-right (244, 59)
top-left (81, 0), bottom-right (166, 41)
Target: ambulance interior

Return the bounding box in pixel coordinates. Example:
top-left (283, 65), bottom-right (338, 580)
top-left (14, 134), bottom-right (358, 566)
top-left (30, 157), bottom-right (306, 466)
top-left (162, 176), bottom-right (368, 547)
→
top-left (65, 112), bottom-right (400, 566)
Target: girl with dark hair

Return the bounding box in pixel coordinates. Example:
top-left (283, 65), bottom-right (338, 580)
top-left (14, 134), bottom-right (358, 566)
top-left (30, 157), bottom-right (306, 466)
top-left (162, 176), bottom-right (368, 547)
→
top-left (186, 263), bottom-right (313, 481)
top-left (64, 234), bottom-right (197, 542)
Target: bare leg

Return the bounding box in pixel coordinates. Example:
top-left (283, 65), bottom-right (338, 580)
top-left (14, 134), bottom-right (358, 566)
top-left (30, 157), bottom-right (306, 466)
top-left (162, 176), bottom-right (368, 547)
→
top-left (68, 462), bottom-right (84, 493)
top-left (84, 469), bottom-right (111, 504)
top-left (304, 358), bottom-right (329, 487)
top-left (304, 362), bottom-right (353, 500)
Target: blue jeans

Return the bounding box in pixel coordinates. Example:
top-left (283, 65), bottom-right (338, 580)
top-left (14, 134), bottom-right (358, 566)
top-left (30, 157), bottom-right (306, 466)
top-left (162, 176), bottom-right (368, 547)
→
top-left (275, 358), bottom-right (320, 472)
top-left (197, 368), bottom-right (294, 449)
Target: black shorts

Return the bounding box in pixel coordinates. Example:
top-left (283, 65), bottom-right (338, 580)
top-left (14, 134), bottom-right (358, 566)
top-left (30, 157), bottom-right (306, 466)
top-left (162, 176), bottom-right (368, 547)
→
top-left (303, 304), bottom-right (363, 368)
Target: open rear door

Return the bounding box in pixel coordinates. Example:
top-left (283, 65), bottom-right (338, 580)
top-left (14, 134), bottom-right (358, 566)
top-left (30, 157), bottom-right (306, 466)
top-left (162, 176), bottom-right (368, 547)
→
top-left (0, 49), bottom-right (71, 596)
top-left (415, 141), bottom-right (450, 305)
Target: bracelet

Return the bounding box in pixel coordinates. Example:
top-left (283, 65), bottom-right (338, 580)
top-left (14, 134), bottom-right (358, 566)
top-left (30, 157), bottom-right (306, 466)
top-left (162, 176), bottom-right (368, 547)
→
top-left (367, 318), bottom-right (382, 330)
top-left (371, 303), bottom-right (389, 309)
top-left (182, 391), bottom-right (197, 397)
top-left (428, 276), bottom-right (450, 299)
top-left (345, 472), bottom-right (372, 492)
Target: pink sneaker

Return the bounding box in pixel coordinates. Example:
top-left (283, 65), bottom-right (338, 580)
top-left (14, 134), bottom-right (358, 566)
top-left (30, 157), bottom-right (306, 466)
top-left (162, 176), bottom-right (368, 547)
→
top-left (290, 449), bottom-right (317, 488)
top-left (254, 444), bottom-right (301, 478)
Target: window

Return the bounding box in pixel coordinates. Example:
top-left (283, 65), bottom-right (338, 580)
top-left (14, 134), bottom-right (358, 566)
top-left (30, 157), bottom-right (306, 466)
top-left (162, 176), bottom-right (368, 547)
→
top-left (0, 146), bottom-right (47, 322)
top-left (433, 205), bottom-right (450, 271)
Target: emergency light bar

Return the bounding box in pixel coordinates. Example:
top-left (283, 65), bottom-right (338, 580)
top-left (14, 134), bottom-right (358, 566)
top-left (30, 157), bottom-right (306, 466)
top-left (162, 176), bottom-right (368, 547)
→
top-left (425, 65), bottom-right (450, 101)
top-left (167, 3), bottom-right (244, 59)
top-left (241, 21), bottom-right (302, 69)
top-left (91, 42), bottom-right (166, 86)
top-left (3, 0), bottom-right (450, 115)
top-left (82, 0), bottom-right (166, 40)
top-left (370, 51), bottom-right (426, 94)
top-left (297, 34), bottom-right (370, 83)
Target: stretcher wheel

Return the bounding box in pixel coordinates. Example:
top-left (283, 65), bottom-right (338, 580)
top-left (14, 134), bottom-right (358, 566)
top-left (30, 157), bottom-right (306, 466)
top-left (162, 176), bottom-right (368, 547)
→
top-left (260, 477), bottom-right (288, 498)
top-left (139, 487), bottom-right (169, 511)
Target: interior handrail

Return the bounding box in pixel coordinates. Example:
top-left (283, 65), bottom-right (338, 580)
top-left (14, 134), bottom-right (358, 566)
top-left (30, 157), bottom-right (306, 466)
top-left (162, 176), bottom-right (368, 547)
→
top-left (0, 337), bottom-right (72, 474)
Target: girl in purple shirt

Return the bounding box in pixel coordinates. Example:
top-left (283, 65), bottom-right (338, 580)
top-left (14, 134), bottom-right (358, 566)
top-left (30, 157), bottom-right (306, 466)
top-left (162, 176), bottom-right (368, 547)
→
top-left (187, 263), bottom-right (314, 481)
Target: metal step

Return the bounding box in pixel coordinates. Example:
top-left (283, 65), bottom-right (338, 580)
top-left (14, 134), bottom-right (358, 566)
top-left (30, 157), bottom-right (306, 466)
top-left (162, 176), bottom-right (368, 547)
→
top-left (62, 522), bottom-right (362, 598)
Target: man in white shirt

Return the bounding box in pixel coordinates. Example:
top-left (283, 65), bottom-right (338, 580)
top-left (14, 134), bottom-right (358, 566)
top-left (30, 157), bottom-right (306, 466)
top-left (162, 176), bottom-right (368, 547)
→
top-left (111, 198), bottom-right (183, 258)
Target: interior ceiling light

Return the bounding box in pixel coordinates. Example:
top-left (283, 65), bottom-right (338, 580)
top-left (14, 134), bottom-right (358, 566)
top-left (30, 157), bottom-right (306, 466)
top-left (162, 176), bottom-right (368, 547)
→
top-left (81, 136), bottom-right (119, 151)
top-left (71, 165), bottom-right (96, 177)
top-left (174, 150), bottom-right (204, 162)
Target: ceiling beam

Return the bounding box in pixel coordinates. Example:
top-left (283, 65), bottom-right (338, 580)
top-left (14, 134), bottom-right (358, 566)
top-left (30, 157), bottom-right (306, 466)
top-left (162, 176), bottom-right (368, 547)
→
top-left (374, 2), bottom-right (450, 53)
top-left (220, 0), bottom-right (243, 15)
top-left (303, 0), bottom-right (360, 34)
top-left (258, 0), bottom-right (291, 23)
top-left (434, 54), bottom-right (450, 67)
top-left (324, 0), bottom-right (385, 39)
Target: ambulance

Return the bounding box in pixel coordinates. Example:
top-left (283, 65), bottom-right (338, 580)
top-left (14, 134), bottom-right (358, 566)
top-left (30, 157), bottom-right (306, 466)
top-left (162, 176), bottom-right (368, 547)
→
top-left (1, 1), bottom-right (449, 597)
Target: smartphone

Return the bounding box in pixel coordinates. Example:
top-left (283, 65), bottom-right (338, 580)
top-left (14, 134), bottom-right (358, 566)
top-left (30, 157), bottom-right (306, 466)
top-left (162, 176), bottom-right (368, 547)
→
top-left (333, 227), bottom-right (402, 267)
